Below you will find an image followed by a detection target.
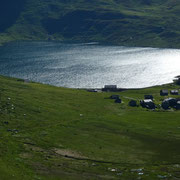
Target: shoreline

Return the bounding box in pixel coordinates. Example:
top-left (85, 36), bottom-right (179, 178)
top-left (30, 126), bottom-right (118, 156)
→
top-left (1, 38), bottom-right (180, 50)
top-left (1, 74), bottom-right (178, 92)
top-left (82, 82), bottom-right (174, 92)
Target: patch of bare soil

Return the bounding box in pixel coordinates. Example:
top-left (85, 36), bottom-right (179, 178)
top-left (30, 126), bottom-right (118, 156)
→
top-left (53, 148), bottom-right (87, 159)
top-left (24, 143), bottom-right (44, 152)
top-left (20, 152), bottom-right (32, 159)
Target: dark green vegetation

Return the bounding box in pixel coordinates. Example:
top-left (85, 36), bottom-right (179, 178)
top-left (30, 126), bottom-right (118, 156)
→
top-left (0, 1), bottom-right (26, 32)
top-left (1, 0), bottom-right (180, 47)
top-left (0, 75), bottom-right (180, 179)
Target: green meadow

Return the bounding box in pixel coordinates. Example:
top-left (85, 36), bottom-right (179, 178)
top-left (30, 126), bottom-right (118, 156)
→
top-left (0, 75), bottom-right (180, 179)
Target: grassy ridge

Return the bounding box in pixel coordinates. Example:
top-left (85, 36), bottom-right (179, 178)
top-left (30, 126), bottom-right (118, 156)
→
top-left (0, 75), bottom-right (180, 179)
top-left (1, 0), bottom-right (180, 47)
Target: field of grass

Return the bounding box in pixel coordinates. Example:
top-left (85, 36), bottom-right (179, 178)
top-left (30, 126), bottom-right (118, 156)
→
top-left (0, 75), bottom-right (180, 179)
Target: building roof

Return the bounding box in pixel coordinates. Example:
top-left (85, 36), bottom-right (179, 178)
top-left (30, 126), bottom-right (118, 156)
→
top-left (163, 98), bottom-right (176, 102)
top-left (110, 95), bottom-right (119, 99)
top-left (144, 95), bottom-right (153, 99)
top-left (161, 89), bottom-right (168, 93)
top-left (170, 90), bottom-right (178, 93)
top-left (143, 99), bottom-right (153, 103)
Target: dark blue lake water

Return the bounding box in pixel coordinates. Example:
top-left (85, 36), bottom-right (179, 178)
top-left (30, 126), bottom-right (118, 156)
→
top-left (0, 41), bottom-right (179, 88)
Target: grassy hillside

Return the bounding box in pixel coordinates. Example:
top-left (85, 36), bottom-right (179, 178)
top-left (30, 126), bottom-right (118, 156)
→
top-left (0, 75), bottom-right (180, 179)
top-left (1, 0), bottom-right (180, 48)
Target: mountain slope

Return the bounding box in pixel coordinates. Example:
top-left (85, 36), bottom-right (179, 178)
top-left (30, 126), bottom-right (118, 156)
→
top-left (1, 0), bottom-right (180, 48)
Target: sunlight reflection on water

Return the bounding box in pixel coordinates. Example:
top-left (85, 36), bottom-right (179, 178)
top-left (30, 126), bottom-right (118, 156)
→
top-left (0, 41), bottom-right (179, 88)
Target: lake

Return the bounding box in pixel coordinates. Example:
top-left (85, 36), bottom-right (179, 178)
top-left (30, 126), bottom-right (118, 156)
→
top-left (0, 41), bottom-right (179, 88)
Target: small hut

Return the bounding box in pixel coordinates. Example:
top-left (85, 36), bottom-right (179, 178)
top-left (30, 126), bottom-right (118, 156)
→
top-left (161, 98), bottom-right (177, 109)
top-left (165, 98), bottom-right (177, 107)
top-left (160, 89), bottom-right (168, 96)
top-left (103, 85), bottom-right (117, 92)
top-left (110, 95), bottom-right (120, 100)
top-left (144, 95), bottom-right (154, 100)
top-left (174, 76), bottom-right (180, 85)
top-left (140, 99), bottom-right (155, 109)
top-left (170, 90), bottom-right (179, 95)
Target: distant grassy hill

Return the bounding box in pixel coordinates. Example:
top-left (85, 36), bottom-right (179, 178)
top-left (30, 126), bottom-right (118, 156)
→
top-left (0, 75), bottom-right (180, 179)
top-left (1, 0), bottom-right (180, 48)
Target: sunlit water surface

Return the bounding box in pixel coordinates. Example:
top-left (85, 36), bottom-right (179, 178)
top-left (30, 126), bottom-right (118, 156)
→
top-left (0, 41), bottom-right (179, 88)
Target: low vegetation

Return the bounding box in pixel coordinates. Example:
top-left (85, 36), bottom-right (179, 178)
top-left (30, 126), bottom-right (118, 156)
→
top-left (1, 0), bottom-right (180, 48)
top-left (0, 75), bottom-right (180, 179)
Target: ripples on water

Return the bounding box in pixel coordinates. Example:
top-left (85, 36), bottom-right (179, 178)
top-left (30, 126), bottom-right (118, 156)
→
top-left (0, 41), bottom-right (179, 88)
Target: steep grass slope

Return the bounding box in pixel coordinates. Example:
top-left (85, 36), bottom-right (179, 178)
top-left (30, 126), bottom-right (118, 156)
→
top-left (1, 0), bottom-right (180, 47)
top-left (0, 75), bottom-right (180, 179)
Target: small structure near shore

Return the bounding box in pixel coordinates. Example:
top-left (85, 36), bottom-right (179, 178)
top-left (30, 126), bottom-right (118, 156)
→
top-left (110, 95), bottom-right (120, 100)
top-left (161, 98), bottom-right (179, 110)
top-left (103, 85), bottom-right (117, 92)
top-left (87, 89), bottom-right (101, 93)
top-left (140, 99), bottom-right (155, 109)
top-left (167, 98), bottom-right (177, 107)
top-left (144, 95), bottom-right (153, 100)
top-left (160, 89), bottom-right (168, 96)
top-left (170, 90), bottom-right (179, 95)
top-left (173, 76), bottom-right (180, 85)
